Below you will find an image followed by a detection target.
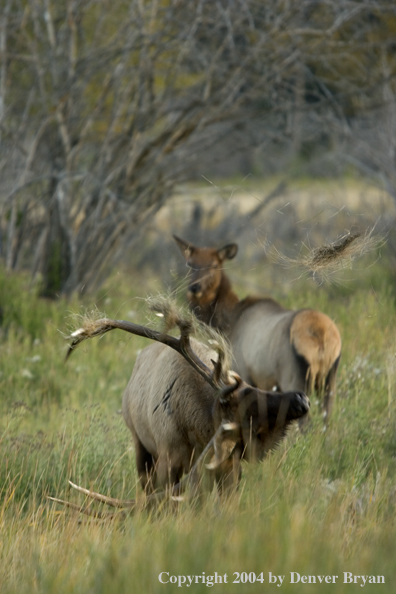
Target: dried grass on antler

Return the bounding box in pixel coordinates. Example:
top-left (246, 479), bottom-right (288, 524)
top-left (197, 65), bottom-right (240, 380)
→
top-left (264, 228), bottom-right (385, 282)
top-left (65, 296), bottom-right (234, 382)
top-left (146, 294), bottom-right (234, 377)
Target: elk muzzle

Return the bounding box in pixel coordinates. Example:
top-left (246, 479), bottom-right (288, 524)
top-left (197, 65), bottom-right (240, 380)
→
top-left (187, 282), bottom-right (202, 298)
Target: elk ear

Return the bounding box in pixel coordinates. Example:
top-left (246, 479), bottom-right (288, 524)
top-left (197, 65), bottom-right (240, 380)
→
top-left (217, 243), bottom-right (238, 262)
top-left (173, 235), bottom-right (195, 260)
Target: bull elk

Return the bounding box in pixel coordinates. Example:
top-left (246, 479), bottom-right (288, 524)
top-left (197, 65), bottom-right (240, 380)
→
top-left (48, 303), bottom-right (309, 517)
top-left (174, 235), bottom-right (341, 424)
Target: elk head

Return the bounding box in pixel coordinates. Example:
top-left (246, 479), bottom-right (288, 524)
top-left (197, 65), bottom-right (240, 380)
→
top-left (173, 235), bottom-right (238, 308)
top-left (213, 380), bottom-right (309, 463)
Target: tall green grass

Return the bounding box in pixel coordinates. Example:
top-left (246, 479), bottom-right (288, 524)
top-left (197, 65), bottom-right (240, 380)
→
top-left (0, 263), bottom-right (396, 593)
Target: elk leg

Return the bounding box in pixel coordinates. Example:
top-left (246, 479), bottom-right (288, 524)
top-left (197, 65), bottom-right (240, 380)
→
top-left (277, 352), bottom-right (311, 431)
top-left (155, 455), bottom-right (184, 493)
top-left (323, 355), bottom-right (340, 424)
top-left (134, 439), bottom-right (156, 493)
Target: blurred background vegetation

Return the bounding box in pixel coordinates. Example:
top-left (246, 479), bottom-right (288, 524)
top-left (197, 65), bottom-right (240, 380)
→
top-left (1, 0), bottom-right (396, 297)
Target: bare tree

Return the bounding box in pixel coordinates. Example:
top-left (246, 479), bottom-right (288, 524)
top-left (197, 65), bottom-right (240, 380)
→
top-left (1, 0), bottom-right (395, 296)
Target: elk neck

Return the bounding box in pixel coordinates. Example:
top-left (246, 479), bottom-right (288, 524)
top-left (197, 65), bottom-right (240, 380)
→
top-left (192, 272), bottom-right (240, 333)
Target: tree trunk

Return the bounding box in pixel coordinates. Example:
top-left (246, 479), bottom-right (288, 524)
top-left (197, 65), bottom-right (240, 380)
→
top-left (39, 190), bottom-right (72, 299)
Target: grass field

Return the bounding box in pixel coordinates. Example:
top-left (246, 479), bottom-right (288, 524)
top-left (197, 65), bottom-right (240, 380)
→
top-left (0, 245), bottom-right (396, 593)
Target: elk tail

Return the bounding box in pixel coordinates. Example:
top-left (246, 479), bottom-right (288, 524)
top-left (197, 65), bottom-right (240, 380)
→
top-left (290, 310), bottom-right (341, 395)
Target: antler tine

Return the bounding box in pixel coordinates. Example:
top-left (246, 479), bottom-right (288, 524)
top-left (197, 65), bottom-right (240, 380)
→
top-left (176, 317), bottom-right (226, 391)
top-left (47, 496), bottom-right (121, 520)
top-left (48, 485), bottom-right (169, 516)
top-left (68, 480), bottom-right (137, 508)
top-left (218, 373), bottom-right (242, 403)
top-left (210, 349), bottom-right (225, 388)
top-left (148, 297), bottom-right (218, 388)
top-left (66, 322), bottom-right (114, 360)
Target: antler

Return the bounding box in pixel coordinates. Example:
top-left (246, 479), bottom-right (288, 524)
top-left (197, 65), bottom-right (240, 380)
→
top-left (47, 484), bottom-right (173, 518)
top-left (67, 315), bottom-right (231, 391)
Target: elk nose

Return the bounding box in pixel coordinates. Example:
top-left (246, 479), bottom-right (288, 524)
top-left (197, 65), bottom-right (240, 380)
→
top-left (189, 283), bottom-right (201, 295)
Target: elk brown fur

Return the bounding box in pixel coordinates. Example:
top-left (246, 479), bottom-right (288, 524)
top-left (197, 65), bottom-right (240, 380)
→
top-left (174, 235), bottom-right (341, 423)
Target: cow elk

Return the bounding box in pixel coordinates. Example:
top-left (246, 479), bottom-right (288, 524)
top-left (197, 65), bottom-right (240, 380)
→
top-left (48, 303), bottom-right (309, 517)
top-left (174, 235), bottom-right (341, 424)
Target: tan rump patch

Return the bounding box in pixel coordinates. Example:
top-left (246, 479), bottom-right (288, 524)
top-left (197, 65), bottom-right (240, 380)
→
top-left (290, 310), bottom-right (341, 393)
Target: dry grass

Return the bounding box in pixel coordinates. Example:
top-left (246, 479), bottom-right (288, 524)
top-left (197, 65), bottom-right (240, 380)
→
top-left (264, 228), bottom-right (385, 283)
top-left (147, 294), bottom-right (234, 375)
top-left (65, 306), bottom-right (109, 338)
top-left (65, 295), bottom-right (234, 382)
